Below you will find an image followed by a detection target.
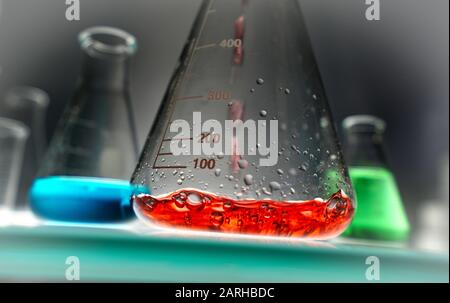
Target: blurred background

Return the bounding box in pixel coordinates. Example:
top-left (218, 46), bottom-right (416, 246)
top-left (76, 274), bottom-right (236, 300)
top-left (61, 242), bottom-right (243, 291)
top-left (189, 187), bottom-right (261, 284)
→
top-left (0, 0), bottom-right (448, 249)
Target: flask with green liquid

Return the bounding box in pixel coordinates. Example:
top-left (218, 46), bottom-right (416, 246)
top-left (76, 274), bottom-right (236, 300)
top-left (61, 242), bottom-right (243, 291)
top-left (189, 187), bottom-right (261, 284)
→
top-left (342, 115), bottom-right (410, 241)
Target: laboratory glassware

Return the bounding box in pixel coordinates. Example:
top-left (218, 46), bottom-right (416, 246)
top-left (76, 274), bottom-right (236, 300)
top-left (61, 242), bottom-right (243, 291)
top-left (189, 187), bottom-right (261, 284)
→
top-left (0, 118), bottom-right (29, 209)
top-left (30, 26), bottom-right (143, 222)
top-left (342, 115), bottom-right (410, 241)
top-left (1, 87), bottom-right (49, 207)
top-left (132, 0), bottom-right (355, 239)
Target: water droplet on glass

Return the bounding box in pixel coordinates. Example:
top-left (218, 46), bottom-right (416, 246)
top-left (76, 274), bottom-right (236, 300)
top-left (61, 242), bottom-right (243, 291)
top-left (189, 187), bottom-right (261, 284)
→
top-left (277, 169), bottom-right (284, 175)
top-left (216, 152), bottom-right (225, 159)
top-left (288, 168), bottom-right (297, 176)
top-left (238, 159), bottom-right (249, 169)
top-left (177, 179), bottom-right (183, 185)
top-left (250, 88), bottom-right (255, 93)
top-left (244, 174), bottom-right (254, 185)
top-left (256, 78), bottom-right (264, 85)
top-left (320, 117), bottom-right (329, 128)
top-left (214, 168), bottom-right (221, 176)
top-left (269, 181), bottom-right (281, 191)
top-left (259, 110), bottom-right (267, 117)
top-left (284, 88), bottom-right (291, 94)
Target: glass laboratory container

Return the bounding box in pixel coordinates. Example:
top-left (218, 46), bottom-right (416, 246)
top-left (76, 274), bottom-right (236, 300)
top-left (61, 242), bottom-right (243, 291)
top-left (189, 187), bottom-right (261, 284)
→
top-left (1, 87), bottom-right (49, 208)
top-left (30, 27), bottom-right (141, 222)
top-left (0, 118), bottom-right (29, 209)
top-left (342, 115), bottom-right (410, 241)
top-left (132, 0), bottom-right (355, 238)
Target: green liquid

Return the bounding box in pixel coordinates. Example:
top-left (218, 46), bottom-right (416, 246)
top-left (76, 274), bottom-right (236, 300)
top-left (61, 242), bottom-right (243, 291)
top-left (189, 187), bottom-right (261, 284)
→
top-left (344, 166), bottom-right (410, 241)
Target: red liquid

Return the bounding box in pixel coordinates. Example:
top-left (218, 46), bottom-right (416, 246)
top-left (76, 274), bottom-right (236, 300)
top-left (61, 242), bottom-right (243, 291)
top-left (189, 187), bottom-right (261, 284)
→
top-left (133, 189), bottom-right (354, 239)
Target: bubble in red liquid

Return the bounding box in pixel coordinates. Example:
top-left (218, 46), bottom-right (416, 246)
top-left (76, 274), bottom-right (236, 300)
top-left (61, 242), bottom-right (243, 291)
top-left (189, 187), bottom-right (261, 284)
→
top-left (133, 188), bottom-right (354, 239)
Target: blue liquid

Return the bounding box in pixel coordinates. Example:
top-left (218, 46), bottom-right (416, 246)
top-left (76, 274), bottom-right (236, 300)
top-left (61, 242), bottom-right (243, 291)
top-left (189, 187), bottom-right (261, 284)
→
top-left (29, 176), bottom-right (149, 222)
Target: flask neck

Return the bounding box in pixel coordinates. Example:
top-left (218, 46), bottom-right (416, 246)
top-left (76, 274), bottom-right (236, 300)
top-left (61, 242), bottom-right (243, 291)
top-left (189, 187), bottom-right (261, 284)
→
top-left (345, 131), bottom-right (388, 167)
top-left (80, 53), bottom-right (129, 92)
top-left (342, 115), bottom-right (389, 168)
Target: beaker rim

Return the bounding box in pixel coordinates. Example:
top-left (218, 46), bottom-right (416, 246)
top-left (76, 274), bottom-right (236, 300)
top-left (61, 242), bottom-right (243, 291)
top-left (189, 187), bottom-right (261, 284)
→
top-left (78, 26), bottom-right (137, 57)
top-left (0, 118), bottom-right (30, 139)
top-left (342, 115), bottom-right (386, 133)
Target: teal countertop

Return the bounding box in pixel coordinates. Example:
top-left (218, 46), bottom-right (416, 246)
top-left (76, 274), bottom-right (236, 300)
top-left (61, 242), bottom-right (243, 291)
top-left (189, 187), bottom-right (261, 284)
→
top-left (0, 213), bottom-right (448, 282)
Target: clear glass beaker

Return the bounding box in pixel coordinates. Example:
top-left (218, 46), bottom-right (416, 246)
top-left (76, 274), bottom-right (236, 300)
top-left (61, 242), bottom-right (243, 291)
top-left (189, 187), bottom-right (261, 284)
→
top-left (342, 115), bottom-right (410, 241)
top-left (1, 86), bottom-right (49, 208)
top-left (132, 0), bottom-right (355, 239)
top-left (30, 26), bottom-right (141, 222)
top-left (0, 118), bottom-right (29, 209)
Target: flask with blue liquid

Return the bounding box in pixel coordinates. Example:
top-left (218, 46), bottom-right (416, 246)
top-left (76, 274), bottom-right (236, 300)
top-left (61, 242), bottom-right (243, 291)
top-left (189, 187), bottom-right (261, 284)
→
top-left (30, 27), bottom-right (146, 222)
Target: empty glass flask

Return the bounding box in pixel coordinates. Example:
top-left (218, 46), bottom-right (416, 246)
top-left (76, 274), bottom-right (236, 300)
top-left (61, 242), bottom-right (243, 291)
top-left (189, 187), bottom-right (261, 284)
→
top-left (1, 86), bottom-right (49, 208)
top-left (132, 0), bottom-right (355, 238)
top-left (0, 118), bottom-right (29, 209)
top-left (30, 27), bottom-right (141, 222)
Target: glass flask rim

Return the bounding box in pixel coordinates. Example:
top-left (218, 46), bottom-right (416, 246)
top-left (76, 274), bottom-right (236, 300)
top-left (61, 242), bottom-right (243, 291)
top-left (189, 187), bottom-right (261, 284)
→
top-left (0, 117), bottom-right (30, 140)
top-left (78, 26), bottom-right (137, 58)
top-left (342, 115), bottom-right (386, 134)
top-left (5, 86), bottom-right (50, 108)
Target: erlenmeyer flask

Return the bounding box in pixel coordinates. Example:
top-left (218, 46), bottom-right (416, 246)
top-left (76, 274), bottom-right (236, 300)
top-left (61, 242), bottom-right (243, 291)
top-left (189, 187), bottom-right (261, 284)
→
top-left (1, 87), bottom-right (49, 208)
top-left (341, 115), bottom-right (410, 241)
top-left (132, 0), bottom-right (355, 239)
top-left (30, 27), bottom-right (143, 222)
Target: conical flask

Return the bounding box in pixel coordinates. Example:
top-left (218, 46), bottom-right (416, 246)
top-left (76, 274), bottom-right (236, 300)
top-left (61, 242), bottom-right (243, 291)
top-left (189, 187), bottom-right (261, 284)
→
top-left (132, 0), bottom-right (355, 239)
top-left (30, 27), bottom-right (142, 222)
top-left (342, 115), bottom-right (410, 241)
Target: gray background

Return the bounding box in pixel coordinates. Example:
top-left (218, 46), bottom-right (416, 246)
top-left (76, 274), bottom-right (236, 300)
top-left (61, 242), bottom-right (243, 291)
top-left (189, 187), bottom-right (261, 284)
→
top-left (0, 0), bottom-right (448, 235)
